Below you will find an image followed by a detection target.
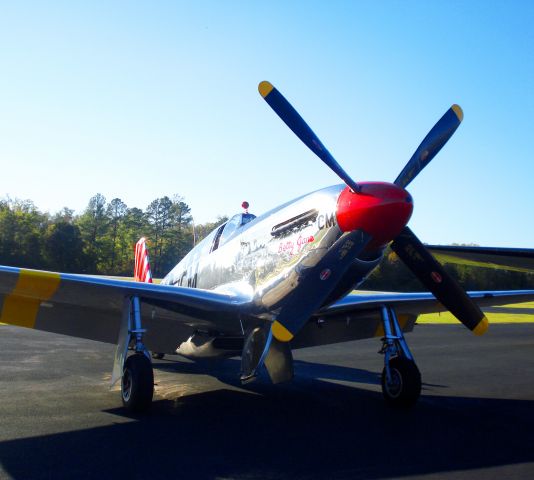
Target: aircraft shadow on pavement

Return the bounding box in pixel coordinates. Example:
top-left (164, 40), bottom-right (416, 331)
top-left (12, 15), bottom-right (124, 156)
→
top-left (1, 372), bottom-right (534, 480)
top-left (153, 356), bottom-right (381, 385)
top-left (152, 356), bottom-right (448, 390)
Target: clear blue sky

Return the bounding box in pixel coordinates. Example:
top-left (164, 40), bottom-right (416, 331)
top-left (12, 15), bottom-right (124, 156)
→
top-left (1, 1), bottom-right (533, 246)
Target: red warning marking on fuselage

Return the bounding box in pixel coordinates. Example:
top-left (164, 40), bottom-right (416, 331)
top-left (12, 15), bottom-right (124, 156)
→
top-left (320, 269), bottom-right (331, 281)
top-left (431, 271), bottom-right (442, 283)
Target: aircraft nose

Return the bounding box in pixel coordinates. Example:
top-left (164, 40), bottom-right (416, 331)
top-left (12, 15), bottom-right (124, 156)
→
top-left (336, 182), bottom-right (413, 250)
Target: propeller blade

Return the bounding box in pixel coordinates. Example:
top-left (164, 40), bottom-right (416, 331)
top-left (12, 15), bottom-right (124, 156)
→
top-left (259, 81), bottom-right (360, 193)
top-left (394, 104), bottom-right (463, 188)
top-left (390, 227), bottom-right (488, 335)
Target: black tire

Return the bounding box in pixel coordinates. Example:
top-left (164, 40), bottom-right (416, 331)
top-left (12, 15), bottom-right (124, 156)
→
top-left (152, 352), bottom-right (165, 360)
top-left (381, 357), bottom-right (421, 408)
top-left (121, 353), bottom-right (154, 412)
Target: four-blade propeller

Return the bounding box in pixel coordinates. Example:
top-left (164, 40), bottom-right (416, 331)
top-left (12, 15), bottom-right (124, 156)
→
top-left (259, 80), bottom-right (488, 336)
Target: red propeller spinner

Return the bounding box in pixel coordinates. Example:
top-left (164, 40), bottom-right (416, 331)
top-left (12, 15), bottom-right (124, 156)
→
top-left (336, 182), bottom-right (413, 250)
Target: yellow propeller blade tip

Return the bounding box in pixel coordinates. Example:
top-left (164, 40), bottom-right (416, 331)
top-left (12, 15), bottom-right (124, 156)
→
top-left (452, 104), bottom-right (464, 122)
top-left (473, 316), bottom-right (489, 336)
top-left (258, 81), bottom-right (274, 98)
top-left (272, 320), bottom-right (293, 342)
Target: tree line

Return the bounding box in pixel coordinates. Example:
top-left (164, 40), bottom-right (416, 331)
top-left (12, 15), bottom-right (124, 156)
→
top-left (0, 194), bottom-right (226, 277)
top-left (1, 195), bottom-right (531, 290)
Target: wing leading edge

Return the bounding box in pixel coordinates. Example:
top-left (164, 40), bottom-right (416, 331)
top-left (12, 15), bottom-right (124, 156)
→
top-left (321, 289), bottom-right (534, 316)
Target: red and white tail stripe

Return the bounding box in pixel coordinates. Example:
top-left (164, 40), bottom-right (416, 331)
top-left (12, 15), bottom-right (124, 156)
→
top-left (134, 237), bottom-right (153, 283)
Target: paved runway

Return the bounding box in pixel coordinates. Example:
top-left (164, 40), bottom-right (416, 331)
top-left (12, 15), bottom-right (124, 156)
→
top-left (1, 323), bottom-right (534, 479)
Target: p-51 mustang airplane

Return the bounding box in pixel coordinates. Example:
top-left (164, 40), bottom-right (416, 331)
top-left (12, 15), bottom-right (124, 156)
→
top-left (2, 81), bottom-right (534, 412)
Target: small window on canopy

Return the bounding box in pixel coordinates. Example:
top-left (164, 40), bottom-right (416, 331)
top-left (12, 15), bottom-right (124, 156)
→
top-left (215, 213), bottom-right (256, 249)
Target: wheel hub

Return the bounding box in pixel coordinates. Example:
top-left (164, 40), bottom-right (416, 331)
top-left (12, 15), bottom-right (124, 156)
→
top-left (122, 368), bottom-right (132, 402)
top-left (385, 367), bottom-right (403, 398)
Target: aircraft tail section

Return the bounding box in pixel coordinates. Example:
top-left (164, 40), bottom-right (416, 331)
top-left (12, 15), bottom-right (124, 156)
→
top-left (134, 237), bottom-right (153, 283)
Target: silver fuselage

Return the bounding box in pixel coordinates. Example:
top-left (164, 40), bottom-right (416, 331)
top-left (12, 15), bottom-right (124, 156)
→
top-left (161, 185), bottom-right (383, 323)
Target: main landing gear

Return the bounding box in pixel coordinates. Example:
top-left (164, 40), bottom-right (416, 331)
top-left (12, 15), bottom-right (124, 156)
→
top-left (111, 296), bottom-right (154, 412)
top-left (122, 353), bottom-right (154, 411)
top-left (379, 306), bottom-right (421, 407)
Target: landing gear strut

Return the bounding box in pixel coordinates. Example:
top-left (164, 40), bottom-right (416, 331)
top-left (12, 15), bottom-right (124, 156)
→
top-left (111, 296), bottom-right (154, 412)
top-left (379, 306), bottom-right (421, 407)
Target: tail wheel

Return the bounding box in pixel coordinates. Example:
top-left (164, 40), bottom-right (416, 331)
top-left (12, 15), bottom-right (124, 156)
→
top-left (122, 353), bottom-right (154, 412)
top-left (381, 357), bottom-right (421, 408)
top-left (152, 352), bottom-right (165, 360)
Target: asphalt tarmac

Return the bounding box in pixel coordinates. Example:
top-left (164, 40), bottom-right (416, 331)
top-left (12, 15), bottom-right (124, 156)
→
top-left (1, 323), bottom-right (534, 480)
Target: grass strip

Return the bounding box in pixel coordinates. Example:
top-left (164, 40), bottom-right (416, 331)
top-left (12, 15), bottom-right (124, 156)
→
top-left (418, 307), bottom-right (534, 325)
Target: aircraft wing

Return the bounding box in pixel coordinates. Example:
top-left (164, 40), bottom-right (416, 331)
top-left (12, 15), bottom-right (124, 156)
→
top-left (321, 289), bottom-right (534, 316)
top-left (426, 245), bottom-right (534, 273)
top-left (289, 289), bottom-right (534, 349)
top-left (3, 265), bottom-right (534, 354)
top-left (0, 266), bottom-right (249, 346)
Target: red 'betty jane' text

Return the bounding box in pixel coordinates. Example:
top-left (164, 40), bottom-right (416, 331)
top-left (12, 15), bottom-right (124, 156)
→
top-left (278, 235), bottom-right (315, 255)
